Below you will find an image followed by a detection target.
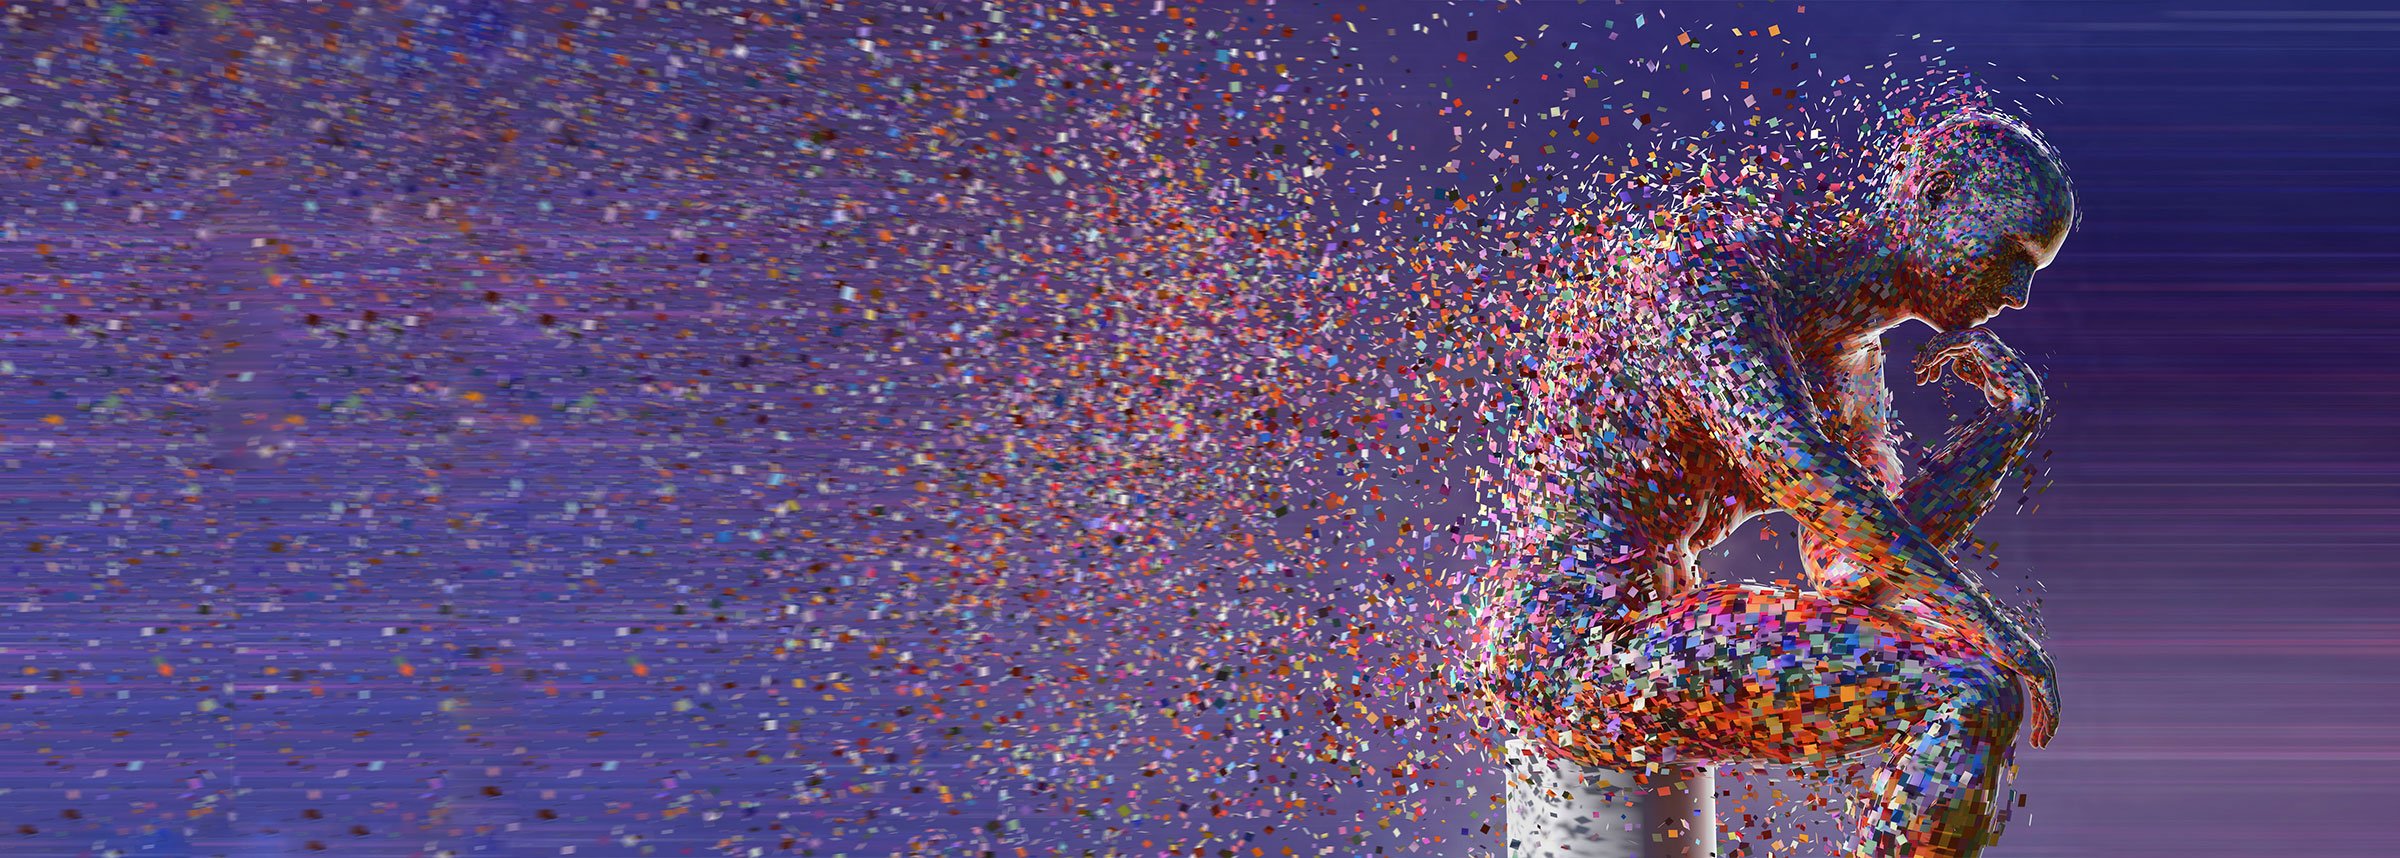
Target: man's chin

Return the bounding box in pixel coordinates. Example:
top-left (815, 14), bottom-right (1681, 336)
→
top-left (1929, 309), bottom-right (2000, 332)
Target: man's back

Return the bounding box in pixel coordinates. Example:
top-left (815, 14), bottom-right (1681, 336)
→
top-left (1483, 195), bottom-right (1783, 625)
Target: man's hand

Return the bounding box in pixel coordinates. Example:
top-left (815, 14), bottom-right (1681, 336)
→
top-left (2019, 631), bottom-right (2060, 749)
top-left (1896, 594), bottom-right (2058, 748)
top-left (1913, 328), bottom-right (2045, 417)
top-left (1969, 598), bottom-right (2060, 749)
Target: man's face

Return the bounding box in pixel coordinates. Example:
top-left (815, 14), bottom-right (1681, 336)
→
top-left (1901, 131), bottom-right (2075, 331)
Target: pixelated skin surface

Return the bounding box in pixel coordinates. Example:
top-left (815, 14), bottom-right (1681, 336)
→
top-left (1467, 115), bottom-right (2074, 856)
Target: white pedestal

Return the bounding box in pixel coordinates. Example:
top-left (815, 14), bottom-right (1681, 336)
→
top-left (1504, 740), bottom-right (1718, 858)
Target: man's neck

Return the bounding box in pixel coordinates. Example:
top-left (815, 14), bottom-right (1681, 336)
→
top-left (1766, 209), bottom-right (1913, 354)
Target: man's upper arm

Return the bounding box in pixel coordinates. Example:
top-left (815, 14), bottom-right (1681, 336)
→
top-left (1665, 285), bottom-right (1949, 593)
top-left (1801, 342), bottom-right (1908, 585)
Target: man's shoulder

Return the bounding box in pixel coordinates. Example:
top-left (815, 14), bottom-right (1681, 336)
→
top-left (1602, 195), bottom-right (1784, 281)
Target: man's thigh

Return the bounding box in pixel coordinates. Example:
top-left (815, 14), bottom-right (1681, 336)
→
top-left (1574, 583), bottom-right (1993, 766)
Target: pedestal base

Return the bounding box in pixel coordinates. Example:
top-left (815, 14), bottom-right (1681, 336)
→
top-left (1504, 740), bottom-right (1718, 858)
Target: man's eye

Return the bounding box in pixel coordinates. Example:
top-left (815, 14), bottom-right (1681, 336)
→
top-left (1923, 171), bottom-right (1957, 205)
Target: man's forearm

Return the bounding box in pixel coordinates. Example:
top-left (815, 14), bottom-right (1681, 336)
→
top-left (1899, 404), bottom-right (2047, 557)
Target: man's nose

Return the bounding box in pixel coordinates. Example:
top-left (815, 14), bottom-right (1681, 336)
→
top-left (2002, 276), bottom-right (2032, 310)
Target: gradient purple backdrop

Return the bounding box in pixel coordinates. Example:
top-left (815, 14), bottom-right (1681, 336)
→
top-left (0, 2), bottom-right (2387, 857)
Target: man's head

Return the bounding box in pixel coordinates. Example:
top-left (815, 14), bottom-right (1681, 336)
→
top-left (1882, 111), bottom-right (2077, 331)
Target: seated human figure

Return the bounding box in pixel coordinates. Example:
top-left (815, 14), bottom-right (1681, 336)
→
top-left (1471, 110), bottom-right (2075, 858)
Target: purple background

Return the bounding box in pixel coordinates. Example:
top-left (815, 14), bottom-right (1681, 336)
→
top-left (0, 1), bottom-right (2388, 857)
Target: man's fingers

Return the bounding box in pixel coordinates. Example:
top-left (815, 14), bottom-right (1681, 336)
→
top-left (1918, 350), bottom-right (1975, 387)
top-left (1999, 650), bottom-right (2060, 750)
top-left (2028, 686), bottom-right (2057, 749)
top-left (2037, 678), bottom-right (2060, 748)
top-left (1914, 333), bottom-right (1969, 372)
top-left (1994, 660), bottom-right (2058, 749)
top-left (1921, 328), bottom-right (1995, 363)
top-left (1919, 336), bottom-right (2029, 403)
top-left (1924, 329), bottom-right (1981, 350)
top-left (1922, 339), bottom-right (1980, 371)
top-left (1913, 344), bottom-right (1970, 383)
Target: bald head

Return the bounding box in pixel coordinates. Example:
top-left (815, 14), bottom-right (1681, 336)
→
top-left (1883, 111), bottom-right (2078, 331)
